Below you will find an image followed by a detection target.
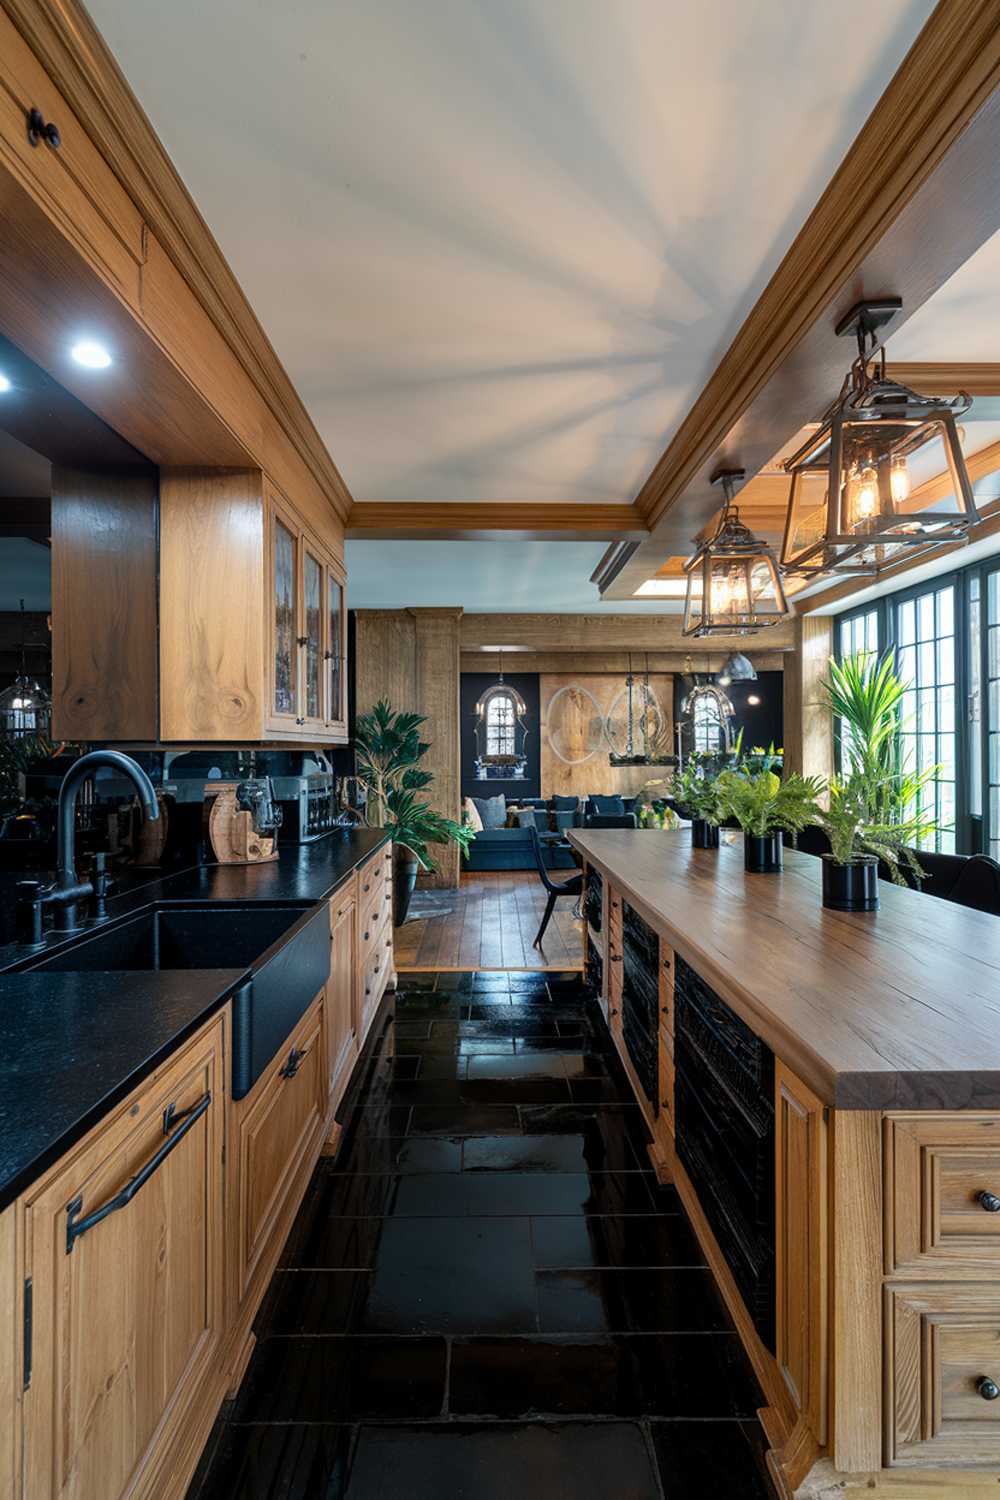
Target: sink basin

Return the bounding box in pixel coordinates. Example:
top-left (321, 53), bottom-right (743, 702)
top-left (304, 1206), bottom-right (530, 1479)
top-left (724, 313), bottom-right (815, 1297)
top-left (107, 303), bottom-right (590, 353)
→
top-left (27, 900), bottom-right (332, 1099)
top-left (29, 902), bottom-right (312, 972)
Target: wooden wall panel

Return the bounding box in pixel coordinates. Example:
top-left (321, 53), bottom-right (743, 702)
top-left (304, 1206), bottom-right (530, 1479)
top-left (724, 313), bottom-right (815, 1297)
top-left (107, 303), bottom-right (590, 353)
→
top-left (462, 649), bottom-right (785, 676)
top-left (782, 616), bottom-right (834, 782)
top-left (354, 609), bottom-right (461, 889)
top-left (462, 613), bottom-right (797, 653)
top-left (540, 673), bottom-right (674, 801)
top-left (158, 468), bottom-right (265, 742)
top-left (51, 464), bottom-right (158, 741)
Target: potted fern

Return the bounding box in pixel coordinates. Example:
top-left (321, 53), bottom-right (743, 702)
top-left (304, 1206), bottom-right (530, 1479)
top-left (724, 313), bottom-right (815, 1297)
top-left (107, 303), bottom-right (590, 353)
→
top-left (354, 699), bottom-right (473, 924)
top-left (716, 766), bottom-right (824, 873)
top-left (672, 756), bottom-right (723, 848)
top-left (814, 766), bottom-right (937, 911)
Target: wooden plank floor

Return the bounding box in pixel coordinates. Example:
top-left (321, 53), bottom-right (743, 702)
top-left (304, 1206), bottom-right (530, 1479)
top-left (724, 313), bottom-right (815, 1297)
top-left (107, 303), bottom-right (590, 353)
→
top-left (394, 870), bottom-right (584, 971)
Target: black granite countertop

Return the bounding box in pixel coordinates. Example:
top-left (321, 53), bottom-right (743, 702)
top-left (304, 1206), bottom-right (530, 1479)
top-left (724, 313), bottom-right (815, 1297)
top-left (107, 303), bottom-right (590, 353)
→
top-left (0, 827), bottom-right (389, 1209)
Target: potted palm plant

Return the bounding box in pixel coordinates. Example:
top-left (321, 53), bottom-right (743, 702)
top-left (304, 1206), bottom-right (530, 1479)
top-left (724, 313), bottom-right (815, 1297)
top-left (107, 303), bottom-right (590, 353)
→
top-left (817, 650), bottom-right (941, 910)
top-left (716, 766), bottom-right (824, 873)
top-left (672, 756), bottom-right (723, 848)
top-left (354, 699), bottom-right (473, 925)
top-left (815, 766), bottom-right (938, 910)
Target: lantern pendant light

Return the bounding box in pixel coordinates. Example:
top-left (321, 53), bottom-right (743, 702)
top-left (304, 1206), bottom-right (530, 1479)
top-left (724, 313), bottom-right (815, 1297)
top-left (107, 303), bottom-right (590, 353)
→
top-left (682, 468), bottom-right (788, 638)
top-left (781, 299), bottom-right (979, 577)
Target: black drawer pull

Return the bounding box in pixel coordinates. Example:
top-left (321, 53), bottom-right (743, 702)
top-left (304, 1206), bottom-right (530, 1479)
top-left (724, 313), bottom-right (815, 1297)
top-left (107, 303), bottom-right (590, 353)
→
top-left (65, 1092), bottom-right (211, 1253)
top-left (978, 1376), bottom-right (1000, 1401)
top-left (977, 1191), bottom-right (1000, 1213)
top-left (280, 1046), bottom-right (309, 1079)
top-left (27, 107), bottom-right (60, 149)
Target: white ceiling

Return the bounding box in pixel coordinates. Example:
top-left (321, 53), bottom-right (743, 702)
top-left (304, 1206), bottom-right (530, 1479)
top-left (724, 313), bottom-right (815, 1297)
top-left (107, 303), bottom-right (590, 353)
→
top-left (87, 0), bottom-right (934, 506)
top-left (888, 227), bottom-right (1000, 361)
top-left (346, 539), bottom-right (686, 611)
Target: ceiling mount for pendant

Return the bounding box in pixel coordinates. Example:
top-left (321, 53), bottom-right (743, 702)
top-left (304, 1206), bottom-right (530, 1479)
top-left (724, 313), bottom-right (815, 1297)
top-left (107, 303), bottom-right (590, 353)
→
top-left (683, 468), bottom-right (788, 638)
top-left (781, 297), bottom-right (979, 578)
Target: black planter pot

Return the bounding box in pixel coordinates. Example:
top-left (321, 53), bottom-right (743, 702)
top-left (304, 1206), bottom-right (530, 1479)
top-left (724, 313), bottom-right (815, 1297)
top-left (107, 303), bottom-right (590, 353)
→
top-left (821, 854), bottom-right (879, 912)
top-left (393, 846), bottom-right (419, 926)
top-left (744, 832), bottom-right (782, 874)
top-left (691, 819), bottom-right (720, 849)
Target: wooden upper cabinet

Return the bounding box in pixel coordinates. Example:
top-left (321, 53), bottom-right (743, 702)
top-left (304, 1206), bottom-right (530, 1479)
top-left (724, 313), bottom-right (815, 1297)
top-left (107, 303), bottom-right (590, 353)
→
top-left (21, 1016), bottom-right (224, 1500)
top-left (263, 485), bottom-right (348, 742)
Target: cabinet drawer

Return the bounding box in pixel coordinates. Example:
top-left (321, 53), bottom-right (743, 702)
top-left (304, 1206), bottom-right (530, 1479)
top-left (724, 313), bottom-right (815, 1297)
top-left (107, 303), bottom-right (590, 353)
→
top-left (357, 850), bottom-right (386, 908)
top-left (232, 995), bottom-right (325, 1309)
top-left (330, 872), bottom-right (357, 928)
top-left (361, 931), bottom-right (391, 1033)
top-left (886, 1115), bottom-right (1000, 1276)
top-left (0, 10), bottom-right (144, 306)
top-left (886, 1284), bottom-right (1000, 1466)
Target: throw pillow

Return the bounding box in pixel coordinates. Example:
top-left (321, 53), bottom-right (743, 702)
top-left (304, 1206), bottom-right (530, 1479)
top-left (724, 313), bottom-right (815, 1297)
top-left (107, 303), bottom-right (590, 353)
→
top-left (472, 794), bottom-right (506, 829)
top-left (551, 794), bottom-right (579, 812)
top-left (589, 793), bottom-right (625, 816)
top-left (463, 796), bottom-right (484, 833)
top-left (515, 807), bottom-right (537, 829)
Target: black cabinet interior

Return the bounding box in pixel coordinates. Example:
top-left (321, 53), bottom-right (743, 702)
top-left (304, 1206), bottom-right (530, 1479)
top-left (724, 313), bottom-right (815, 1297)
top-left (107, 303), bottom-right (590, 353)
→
top-left (673, 954), bottom-right (775, 1350)
top-left (584, 867), bottom-right (602, 932)
top-left (620, 901), bottom-right (659, 1112)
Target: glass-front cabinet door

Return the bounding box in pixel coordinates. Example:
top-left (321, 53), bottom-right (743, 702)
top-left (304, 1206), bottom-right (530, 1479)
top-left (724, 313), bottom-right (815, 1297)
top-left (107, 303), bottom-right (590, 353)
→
top-left (268, 499), bottom-right (300, 731)
top-left (325, 562), bottom-right (347, 734)
top-left (301, 542), bottom-right (325, 731)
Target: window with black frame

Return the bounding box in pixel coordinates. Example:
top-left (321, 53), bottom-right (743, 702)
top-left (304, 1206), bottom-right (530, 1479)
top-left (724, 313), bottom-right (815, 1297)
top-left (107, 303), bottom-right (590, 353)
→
top-left (893, 584), bottom-right (957, 853)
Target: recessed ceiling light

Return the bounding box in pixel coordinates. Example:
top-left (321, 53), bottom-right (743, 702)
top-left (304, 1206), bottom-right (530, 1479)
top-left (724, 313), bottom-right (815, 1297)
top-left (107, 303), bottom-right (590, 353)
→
top-left (0, 372), bottom-right (10, 392)
top-left (70, 339), bottom-right (112, 369)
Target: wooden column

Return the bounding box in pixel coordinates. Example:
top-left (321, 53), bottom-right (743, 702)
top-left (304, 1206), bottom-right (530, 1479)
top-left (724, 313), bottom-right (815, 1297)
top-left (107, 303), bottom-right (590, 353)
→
top-left (354, 608), bottom-right (463, 889)
top-left (782, 615), bottom-right (834, 783)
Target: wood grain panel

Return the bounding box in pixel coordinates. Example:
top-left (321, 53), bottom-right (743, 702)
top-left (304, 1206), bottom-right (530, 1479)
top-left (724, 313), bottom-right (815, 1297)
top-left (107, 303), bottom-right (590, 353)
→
top-left (0, 1202), bottom-right (18, 1500)
top-left (461, 613), bottom-right (797, 653)
top-left (158, 468), bottom-right (265, 741)
top-left (347, 501), bottom-right (647, 540)
top-left (885, 1114), bottom-right (1000, 1276)
top-left (783, 616), bottom-right (833, 782)
top-left (540, 672), bottom-right (674, 801)
top-left (462, 650), bottom-right (786, 675)
top-left (51, 463), bottom-right (158, 740)
top-left (775, 1062), bottom-right (828, 1446)
top-left (830, 1111), bottom-right (883, 1474)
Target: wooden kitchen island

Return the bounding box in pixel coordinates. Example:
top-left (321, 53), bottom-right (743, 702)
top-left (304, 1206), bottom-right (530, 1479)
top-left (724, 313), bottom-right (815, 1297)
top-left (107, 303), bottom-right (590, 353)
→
top-left (569, 827), bottom-right (1000, 1499)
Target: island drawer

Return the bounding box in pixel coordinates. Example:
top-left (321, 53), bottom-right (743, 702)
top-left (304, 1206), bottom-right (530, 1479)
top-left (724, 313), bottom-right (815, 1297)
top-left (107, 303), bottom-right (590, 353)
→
top-left (885, 1115), bottom-right (1000, 1276)
top-left (886, 1284), bottom-right (1000, 1466)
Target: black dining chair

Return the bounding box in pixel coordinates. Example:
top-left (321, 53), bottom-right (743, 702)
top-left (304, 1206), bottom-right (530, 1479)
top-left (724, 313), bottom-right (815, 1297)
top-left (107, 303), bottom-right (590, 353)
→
top-left (528, 825), bottom-right (583, 948)
top-left (945, 853), bottom-right (1000, 916)
top-left (583, 813), bottom-right (638, 829)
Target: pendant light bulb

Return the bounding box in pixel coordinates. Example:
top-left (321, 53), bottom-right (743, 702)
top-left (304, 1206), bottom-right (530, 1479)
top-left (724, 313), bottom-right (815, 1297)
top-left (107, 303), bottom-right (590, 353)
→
top-left (890, 454), bottom-right (910, 506)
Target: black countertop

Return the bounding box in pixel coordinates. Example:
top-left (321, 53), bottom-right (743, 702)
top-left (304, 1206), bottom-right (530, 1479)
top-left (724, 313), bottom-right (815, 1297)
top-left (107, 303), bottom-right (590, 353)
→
top-left (0, 827), bottom-right (389, 1209)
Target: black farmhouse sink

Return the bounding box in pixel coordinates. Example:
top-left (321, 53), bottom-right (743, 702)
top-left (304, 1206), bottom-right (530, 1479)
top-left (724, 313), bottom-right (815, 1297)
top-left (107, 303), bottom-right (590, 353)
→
top-left (27, 900), bottom-right (331, 1099)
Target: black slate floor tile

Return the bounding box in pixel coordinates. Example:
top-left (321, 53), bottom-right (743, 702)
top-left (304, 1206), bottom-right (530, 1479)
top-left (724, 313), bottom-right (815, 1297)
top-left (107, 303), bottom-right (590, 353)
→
top-left (262, 1271), bottom-right (372, 1334)
top-left (531, 1214), bottom-right (704, 1269)
top-left (652, 1419), bottom-right (777, 1499)
top-left (459, 1076), bottom-right (571, 1105)
top-left (462, 1133), bottom-right (622, 1173)
top-left (363, 1216), bottom-right (538, 1333)
top-left (407, 1104), bottom-right (521, 1135)
top-left (536, 1268), bottom-right (734, 1333)
top-left (466, 1053), bottom-right (572, 1080)
top-left (335, 1137), bottom-right (463, 1174)
top-left (233, 1336), bottom-right (447, 1422)
top-left (195, 1424), bottom-right (353, 1499)
top-left (348, 1421), bottom-right (661, 1500)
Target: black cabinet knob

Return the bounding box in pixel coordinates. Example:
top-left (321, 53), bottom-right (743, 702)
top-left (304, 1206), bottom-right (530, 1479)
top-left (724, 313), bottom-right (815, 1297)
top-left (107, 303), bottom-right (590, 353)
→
top-left (978, 1376), bottom-right (1000, 1401)
top-left (977, 1191), bottom-right (1000, 1213)
top-left (27, 107), bottom-right (60, 149)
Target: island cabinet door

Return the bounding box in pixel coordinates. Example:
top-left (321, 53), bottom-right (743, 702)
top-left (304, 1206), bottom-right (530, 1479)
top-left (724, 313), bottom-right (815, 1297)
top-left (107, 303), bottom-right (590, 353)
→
top-left (327, 885), bottom-right (359, 1117)
top-left (21, 1017), bottom-right (224, 1500)
top-left (775, 1060), bottom-right (828, 1447)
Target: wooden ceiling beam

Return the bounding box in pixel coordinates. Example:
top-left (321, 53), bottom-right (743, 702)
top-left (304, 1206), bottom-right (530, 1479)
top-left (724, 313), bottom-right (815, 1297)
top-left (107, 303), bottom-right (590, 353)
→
top-left (601, 0), bottom-right (1000, 599)
top-left (459, 611), bottom-right (798, 653)
top-left (460, 649), bottom-right (787, 674)
top-left (347, 501), bottom-right (648, 541)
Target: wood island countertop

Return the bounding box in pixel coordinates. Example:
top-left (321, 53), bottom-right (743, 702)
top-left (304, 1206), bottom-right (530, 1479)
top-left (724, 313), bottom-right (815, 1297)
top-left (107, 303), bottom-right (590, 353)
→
top-left (569, 827), bottom-right (1000, 1111)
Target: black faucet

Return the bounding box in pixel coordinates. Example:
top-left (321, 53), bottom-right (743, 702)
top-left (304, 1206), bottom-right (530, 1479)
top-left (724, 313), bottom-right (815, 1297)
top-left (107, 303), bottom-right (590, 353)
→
top-left (16, 750), bottom-right (159, 945)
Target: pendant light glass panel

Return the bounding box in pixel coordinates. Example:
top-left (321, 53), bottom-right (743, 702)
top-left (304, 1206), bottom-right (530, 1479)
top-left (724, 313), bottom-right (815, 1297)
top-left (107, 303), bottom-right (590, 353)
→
top-left (782, 307), bottom-right (978, 578)
top-left (683, 506), bottom-right (787, 638)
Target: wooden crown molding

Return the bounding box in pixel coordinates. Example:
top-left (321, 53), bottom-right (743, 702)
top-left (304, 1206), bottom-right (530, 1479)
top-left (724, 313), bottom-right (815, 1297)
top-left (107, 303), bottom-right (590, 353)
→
top-left (4, 0), bottom-right (353, 522)
top-left (347, 501), bottom-right (649, 541)
top-left (886, 361), bottom-right (1000, 395)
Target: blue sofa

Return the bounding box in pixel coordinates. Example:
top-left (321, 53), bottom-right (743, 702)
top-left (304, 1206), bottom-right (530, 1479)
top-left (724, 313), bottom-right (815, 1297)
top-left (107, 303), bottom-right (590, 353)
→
top-left (464, 795), bottom-right (637, 871)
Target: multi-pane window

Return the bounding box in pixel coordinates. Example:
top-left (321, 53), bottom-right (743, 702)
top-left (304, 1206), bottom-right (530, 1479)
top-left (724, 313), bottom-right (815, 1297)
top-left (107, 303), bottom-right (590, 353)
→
top-left (895, 586), bottom-right (957, 853)
top-left (486, 690), bottom-right (516, 756)
top-left (838, 608), bottom-right (879, 661)
top-left (693, 692), bottom-right (726, 753)
top-left (987, 570), bottom-right (1000, 860)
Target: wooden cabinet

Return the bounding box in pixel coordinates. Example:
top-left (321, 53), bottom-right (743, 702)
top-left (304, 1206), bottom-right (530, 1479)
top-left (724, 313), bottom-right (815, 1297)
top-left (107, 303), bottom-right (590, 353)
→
top-left (886, 1283), bottom-right (1000, 1466)
top-left (20, 1017), bottom-right (224, 1500)
top-left (229, 994), bottom-right (326, 1319)
top-left (0, 1204), bottom-right (19, 1500)
top-left (327, 881), bottom-right (359, 1118)
top-left (264, 486), bottom-right (348, 740)
top-left (885, 1113), bottom-right (1000, 1277)
top-left (356, 847), bottom-right (394, 1043)
top-left (775, 1061), bottom-right (828, 1447)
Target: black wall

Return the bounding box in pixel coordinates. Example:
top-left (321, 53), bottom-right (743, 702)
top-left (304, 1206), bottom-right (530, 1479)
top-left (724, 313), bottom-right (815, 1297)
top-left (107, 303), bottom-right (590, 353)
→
top-left (460, 672), bottom-right (540, 800)
top-left (673, 671), bottom-right (783, 757)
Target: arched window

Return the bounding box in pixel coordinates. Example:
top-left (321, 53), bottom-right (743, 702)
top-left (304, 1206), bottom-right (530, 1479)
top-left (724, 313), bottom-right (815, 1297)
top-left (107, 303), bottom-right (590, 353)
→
top-left (486, 689), bottom-right (517, 757)
top-left (693, 692), bottom-right (724, 753)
